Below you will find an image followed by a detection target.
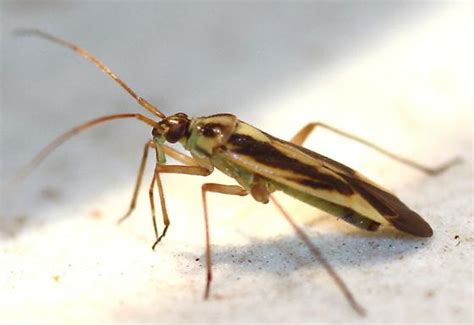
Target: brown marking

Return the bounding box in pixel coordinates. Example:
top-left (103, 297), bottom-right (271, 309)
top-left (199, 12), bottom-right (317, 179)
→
top-left (199, 123), bottom-right (226, 138)
top-left (297, 178), bottom-right (354, 195)
top-left (229, 134), bottom-right (353, 195)
top-left (344, 178), bottom-right (396, 217)
top-left (266, 132), bottom-right (357, 176)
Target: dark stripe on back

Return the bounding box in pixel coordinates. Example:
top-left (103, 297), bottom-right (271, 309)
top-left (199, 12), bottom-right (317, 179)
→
top-left (264, 132), bottom-right (357, 176)
top-left (228, 133), bottom-right (353, 195)
top-left (297, 178), bottom-right (354, 195)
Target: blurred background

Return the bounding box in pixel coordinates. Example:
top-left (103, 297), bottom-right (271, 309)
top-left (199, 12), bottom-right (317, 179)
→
top-left (1, 2), bottom-right (472, 323)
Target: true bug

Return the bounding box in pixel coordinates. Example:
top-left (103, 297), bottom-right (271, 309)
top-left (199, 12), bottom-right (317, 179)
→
top-left (4, 30), bottom-right (460, 316)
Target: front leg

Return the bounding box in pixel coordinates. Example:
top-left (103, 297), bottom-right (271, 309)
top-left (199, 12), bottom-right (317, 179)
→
top-left (151, 163), bottom-right (212, 249)
top-left (119, 141), bottom-right (203, 226)
top-left (117, 141), bottom-right (211, 248)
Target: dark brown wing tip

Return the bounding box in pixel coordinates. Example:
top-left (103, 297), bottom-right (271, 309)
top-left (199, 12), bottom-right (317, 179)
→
top-left (389, 211), bottom-right (433, 237)
top-left (342, 175), bottom-right (434, 238)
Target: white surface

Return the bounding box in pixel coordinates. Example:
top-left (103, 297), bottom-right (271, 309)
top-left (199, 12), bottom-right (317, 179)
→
top-left (1, 2), bottom-right (473, 323)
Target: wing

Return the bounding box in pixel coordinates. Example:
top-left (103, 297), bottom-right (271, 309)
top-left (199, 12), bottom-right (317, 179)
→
top-left (217, 121), bottom-right (432, 237)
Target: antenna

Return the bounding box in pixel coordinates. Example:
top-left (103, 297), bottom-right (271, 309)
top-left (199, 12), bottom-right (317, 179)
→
top-left (15, 29), bottom-right (166, 119)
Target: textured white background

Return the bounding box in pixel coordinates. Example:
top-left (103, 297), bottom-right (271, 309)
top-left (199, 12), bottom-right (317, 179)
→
top-left (1, 2), bottom-right (473, 323)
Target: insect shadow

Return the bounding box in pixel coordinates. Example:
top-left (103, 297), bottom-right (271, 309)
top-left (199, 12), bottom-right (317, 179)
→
top-left (182, 225), bottom-right (429, 274)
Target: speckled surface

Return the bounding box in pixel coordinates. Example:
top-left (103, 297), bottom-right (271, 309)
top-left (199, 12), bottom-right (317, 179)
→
top-left (1, 2), bottom-right (472, 323)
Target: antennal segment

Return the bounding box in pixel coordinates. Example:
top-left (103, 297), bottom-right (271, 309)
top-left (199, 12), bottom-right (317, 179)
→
top-left (15, 29), bottom-right (166, 119)
top-left (1, 113), bottom-right (159, 193)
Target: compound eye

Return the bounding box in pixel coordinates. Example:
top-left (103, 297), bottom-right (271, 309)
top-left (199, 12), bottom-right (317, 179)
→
top-left (165, 122), bottom-right (187, 143)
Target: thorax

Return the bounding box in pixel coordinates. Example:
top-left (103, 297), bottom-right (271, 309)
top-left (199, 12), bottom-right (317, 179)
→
top-left (183, 114), bottom-right (271, 191)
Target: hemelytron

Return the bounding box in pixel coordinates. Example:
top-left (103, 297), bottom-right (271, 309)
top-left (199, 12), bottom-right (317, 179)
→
top-left (4, 29), bottom-right (460, 316)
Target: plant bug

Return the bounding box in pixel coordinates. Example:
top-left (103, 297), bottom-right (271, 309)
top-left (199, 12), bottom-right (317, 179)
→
top-left (4, 29), bottom-right (461, 316)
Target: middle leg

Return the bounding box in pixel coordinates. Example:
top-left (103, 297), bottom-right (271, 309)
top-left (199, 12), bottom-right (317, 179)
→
top-left (201, 183), bottom-right (249, 299)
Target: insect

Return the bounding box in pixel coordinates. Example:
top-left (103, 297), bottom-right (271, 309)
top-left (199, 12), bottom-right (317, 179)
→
top-left (4, 29), bottom-right (460, 316)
